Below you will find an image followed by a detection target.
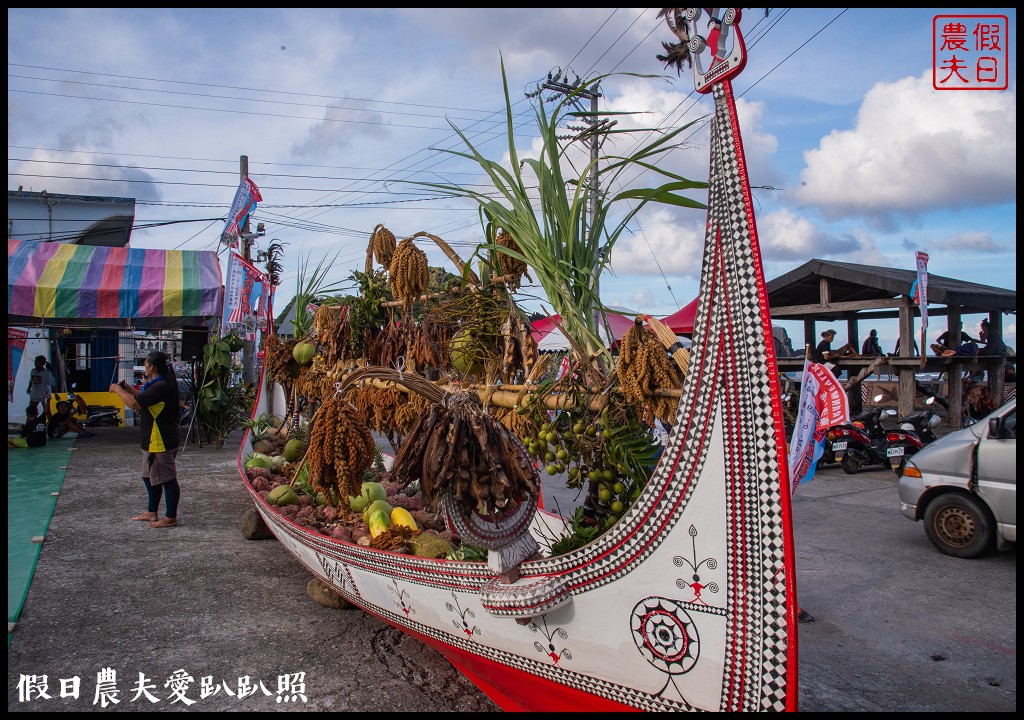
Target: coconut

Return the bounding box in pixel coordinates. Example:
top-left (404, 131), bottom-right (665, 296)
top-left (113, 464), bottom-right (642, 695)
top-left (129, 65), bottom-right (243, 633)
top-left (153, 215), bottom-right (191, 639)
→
top-left (349, 481), bottom-right (387, 512)
top-left (245, 453), bottom-right (275, 471)
top-left (450, 329), bottom-right (484, 375)
top-left (267, 485), bottom-right (299, 506)
top-left (283, 439), bottom-right (308, 462)
top-left (293, 341), bottom-right (317, 365)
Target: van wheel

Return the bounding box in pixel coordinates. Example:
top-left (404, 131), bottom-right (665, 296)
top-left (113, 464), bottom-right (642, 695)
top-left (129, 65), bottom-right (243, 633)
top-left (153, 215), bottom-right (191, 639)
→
top-left (923, 493), bottom-right (994, 558)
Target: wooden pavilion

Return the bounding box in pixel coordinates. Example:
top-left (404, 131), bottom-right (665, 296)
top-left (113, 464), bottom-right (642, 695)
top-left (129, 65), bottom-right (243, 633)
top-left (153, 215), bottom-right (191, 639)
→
top-left (766, 259), bottom-right (1016, 426)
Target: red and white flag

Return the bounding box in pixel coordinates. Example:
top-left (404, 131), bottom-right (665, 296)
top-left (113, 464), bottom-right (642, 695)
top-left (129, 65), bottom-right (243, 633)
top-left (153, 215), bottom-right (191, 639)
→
top-left (787, 359), bottom-right (849, 495)
top-left (915, 251), bottom-right (929, 332)
top-left (221, 177), bottom-right (263, 244)
top-left (221, 251), bottom-right (267, 339)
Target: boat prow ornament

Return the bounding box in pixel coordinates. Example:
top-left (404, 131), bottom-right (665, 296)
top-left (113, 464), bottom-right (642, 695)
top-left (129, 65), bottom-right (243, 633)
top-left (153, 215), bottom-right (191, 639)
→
top-left (686, 7), bottom-right (748, 93)
top-left (442, 487), bottom-right (573, 620)
top-left (241, 8), bottom-right (798, 711)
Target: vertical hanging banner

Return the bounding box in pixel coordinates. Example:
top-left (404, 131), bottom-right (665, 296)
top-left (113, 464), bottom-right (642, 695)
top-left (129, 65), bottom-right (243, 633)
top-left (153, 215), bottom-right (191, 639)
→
top-left (915, 251), bottom-right (929, 367)
top-left (787, 358), bottom-right (850, 495)
top-left (221, 177), bottom-right (263, 247)
top-left (915, 251), bottom-right (929, 331)
top-left (221, 251), bottom-right (267, 342)
top-left (8, 327), bottom-right (28, 402)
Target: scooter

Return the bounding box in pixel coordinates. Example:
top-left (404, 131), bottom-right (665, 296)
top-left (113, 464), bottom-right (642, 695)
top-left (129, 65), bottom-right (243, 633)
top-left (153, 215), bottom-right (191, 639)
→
top-left (61, 384), bottom-right (123, 428)
top-left (883, 397), bottom-right (941, 475)
top-left (819, 403), bottom-right (888, 469)
top-left (828, 406), bottom-right (891, 474)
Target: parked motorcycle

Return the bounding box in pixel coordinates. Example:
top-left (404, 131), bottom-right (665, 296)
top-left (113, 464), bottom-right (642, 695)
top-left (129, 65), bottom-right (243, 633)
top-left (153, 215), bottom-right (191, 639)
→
top-left (883, 397), bottom-right (941, 475)
top-left (829, 406), bottom-right (891, 474)
top-left (60, 384), bottom-right (123, 428)
top-left (815, 405), bottom-right (879, 468)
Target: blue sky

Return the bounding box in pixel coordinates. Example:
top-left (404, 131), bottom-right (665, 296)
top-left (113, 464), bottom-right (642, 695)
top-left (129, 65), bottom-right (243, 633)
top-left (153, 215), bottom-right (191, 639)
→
top-left (7, 8), bottom-right (1017, 350)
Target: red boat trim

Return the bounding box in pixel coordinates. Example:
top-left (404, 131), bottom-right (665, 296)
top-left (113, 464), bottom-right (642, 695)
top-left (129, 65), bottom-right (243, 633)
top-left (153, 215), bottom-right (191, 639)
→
top-left (240, 26), bottom-right (799, 710)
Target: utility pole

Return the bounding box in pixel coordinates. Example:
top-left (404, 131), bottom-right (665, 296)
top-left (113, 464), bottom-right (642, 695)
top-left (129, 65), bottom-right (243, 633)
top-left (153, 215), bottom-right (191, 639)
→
top-left (537, 71), bottom-right (612, 233)
top-left (239, 155), bottom-right (252, 262)
top-left (238, 155), bottom-right (257, 384)
top-left (535, 70), bottom-right (616, 320)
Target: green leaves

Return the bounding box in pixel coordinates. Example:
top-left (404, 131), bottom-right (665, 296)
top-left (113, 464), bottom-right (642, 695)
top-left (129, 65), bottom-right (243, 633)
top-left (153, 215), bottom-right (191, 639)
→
top-left (550, 506), bottom-right (603, 557)
top-left (291, 249), bottom-right (348, 339)
top-left (602, 420), bottom-right (660, 487)
top-left (411, 54), bottom-right (707, 376)
top-left (195, 334), bottom-right (247, 444)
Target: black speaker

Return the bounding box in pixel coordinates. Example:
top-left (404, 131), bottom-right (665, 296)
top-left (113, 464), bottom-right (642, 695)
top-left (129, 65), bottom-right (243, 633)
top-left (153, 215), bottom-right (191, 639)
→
top-left (181, 326), bottom-right (209, 361)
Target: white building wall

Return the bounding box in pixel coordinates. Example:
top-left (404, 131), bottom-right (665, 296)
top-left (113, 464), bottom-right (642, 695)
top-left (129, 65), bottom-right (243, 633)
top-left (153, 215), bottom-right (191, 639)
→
top-left (7, 328), bottom-right (54, 426)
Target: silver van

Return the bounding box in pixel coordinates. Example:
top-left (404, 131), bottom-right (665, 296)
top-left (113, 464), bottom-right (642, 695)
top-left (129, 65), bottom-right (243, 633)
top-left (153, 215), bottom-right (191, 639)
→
top-left (898, 398), bottom-right (1016, 558)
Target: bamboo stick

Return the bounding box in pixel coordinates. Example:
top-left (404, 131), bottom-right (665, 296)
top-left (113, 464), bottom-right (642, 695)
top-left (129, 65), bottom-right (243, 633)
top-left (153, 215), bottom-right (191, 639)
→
top-left (350, 374), bottom-right (681, 412)
top-left (379, 273), bottom-right (522, 308)
top-left (645, 315), bottom-right (691, 375)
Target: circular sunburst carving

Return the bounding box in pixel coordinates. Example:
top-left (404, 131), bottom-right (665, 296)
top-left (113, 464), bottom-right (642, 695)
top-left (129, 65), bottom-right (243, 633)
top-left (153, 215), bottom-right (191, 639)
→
top-left (630, 597), bottom-right (700, 675)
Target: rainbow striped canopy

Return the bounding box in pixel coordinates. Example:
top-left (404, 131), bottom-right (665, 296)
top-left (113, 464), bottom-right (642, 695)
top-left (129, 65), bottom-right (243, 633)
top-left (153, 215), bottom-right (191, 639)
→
top-left (8, 240), bottom-right (223, 329)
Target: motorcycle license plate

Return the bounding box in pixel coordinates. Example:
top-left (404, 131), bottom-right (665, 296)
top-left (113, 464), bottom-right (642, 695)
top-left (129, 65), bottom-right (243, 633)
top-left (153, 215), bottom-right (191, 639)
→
top-left (887, 446), bottom-right (904, 470)
top-left (832, 440), bottom-right (847, 461)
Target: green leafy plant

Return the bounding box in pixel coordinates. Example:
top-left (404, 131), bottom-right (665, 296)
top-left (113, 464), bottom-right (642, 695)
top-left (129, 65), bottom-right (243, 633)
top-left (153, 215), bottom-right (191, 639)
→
top-left (550, 506), bottom-right (604, 557)
top-left (195, 337), bottom-right (247, 449)
top-left (291, 249), bottom-right (347, 340)
top-left (417, 56), bottom-right (707, 378)
top-left (445, 544), bottom-right (488, 562)
top-left (339, 269), bottom-right (391, 359)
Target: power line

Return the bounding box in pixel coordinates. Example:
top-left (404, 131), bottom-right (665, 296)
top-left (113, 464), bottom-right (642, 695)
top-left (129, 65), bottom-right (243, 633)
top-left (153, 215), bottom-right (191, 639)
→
top-left (9, 88), bottom-right (525, 135)
top-left (7, 153), bottom-right (493, 180)
top-left (8, 71), bottom-right (500, 124)
top-left (8, 62), bottom-right (498, 115)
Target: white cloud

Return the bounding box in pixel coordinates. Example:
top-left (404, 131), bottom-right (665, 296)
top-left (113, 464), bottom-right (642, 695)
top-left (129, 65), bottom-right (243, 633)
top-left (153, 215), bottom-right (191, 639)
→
top-left (606, 206), bottom-right (704, 277)
top-left (291, 103), bottom-right (390, 157)
top-left (929, 231), bottom-right (1004, 253)
top-left (11, 149), bottom-right (161, 202)
top-left (793, 73), bottom-right (1017, 223)
top-left (755, 208), bottom-right (858, 260)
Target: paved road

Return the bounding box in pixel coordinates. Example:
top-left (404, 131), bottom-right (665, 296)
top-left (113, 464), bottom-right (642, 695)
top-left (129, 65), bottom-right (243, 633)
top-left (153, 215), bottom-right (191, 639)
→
top-left (788, 461), bottom-right (1015, 711)
top-left (7, 429), bottom-right (1015, 712)
top-left (540, 456), bottom-right (1016, 712)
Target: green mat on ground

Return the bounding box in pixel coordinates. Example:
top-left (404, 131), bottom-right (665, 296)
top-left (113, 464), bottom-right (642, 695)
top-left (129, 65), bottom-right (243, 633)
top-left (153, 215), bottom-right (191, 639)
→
top-left (7, 435), bottom-right (77, 647)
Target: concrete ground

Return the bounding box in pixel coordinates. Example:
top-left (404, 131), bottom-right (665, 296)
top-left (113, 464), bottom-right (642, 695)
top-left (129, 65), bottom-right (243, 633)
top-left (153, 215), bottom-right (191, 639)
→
top-left (7, 426), bottom-right (1016, 712)
top-left (6, 427), bottom-right (498, 712)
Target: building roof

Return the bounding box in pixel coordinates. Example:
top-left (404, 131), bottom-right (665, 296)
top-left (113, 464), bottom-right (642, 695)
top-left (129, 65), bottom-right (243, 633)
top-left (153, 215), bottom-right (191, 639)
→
top-left (766, 259), bottom-right (1016, 320)
top-left (8, 190), bottom-right (136, 247)
top-left (7, 239), bottom-right (223, 330)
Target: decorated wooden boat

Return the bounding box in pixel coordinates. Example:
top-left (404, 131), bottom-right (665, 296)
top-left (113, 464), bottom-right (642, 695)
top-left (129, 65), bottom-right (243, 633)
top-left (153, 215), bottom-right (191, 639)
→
top-left (237, 10), bottom-right (798, 712)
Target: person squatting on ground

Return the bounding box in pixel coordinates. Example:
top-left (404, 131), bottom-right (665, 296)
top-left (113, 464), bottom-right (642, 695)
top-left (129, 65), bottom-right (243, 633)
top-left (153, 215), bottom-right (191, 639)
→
top-left (48, 399), bottom-right (94, 438)
top-left (28, 355), bottom-right (54, 425)
top-left (9, 404), bottom-right (48, 449)
top-left (109, 351), bottom-right (182, 529)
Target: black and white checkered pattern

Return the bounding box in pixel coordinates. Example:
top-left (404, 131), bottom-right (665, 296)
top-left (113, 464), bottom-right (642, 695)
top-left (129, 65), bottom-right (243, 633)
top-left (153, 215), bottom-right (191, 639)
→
top-left (247, 60), bottom-right (795, 713)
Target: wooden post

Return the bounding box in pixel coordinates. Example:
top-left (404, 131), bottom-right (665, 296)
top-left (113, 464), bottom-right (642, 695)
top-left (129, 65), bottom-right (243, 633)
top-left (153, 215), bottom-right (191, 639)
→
top-left (989, 359), bottom-right (1006, 409)
top-left (897, 299), bottom-right (915, 418)
top-left (948, 362), bottom-right (964, 428)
